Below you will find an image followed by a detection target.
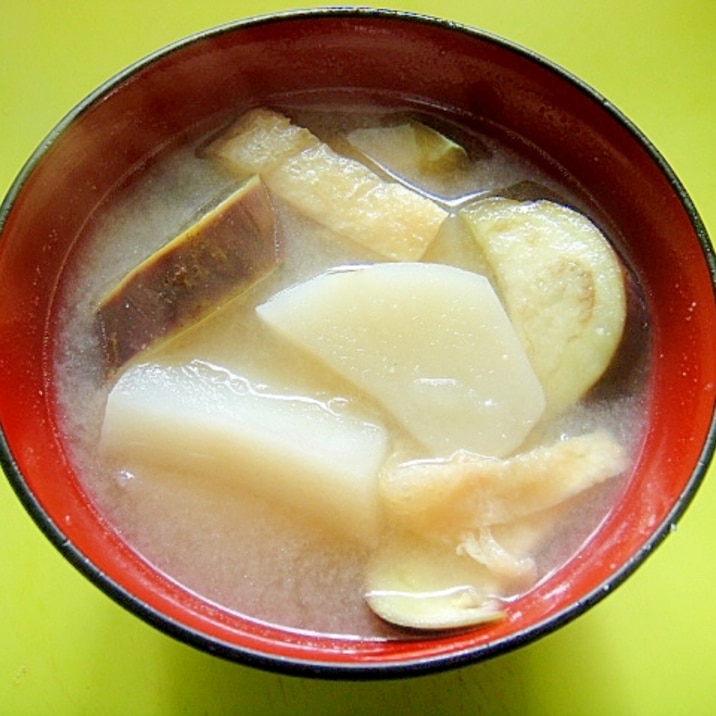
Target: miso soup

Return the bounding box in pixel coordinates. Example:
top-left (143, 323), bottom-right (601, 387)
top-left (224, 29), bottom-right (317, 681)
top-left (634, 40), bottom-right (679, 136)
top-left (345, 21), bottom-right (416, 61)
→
top-left (52, 100), bottom-right (649, 638)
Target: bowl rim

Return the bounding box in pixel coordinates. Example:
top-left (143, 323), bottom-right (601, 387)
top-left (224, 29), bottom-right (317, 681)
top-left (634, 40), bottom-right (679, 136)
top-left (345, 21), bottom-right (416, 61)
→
top-left (1, 6), bottom-right (715, 680)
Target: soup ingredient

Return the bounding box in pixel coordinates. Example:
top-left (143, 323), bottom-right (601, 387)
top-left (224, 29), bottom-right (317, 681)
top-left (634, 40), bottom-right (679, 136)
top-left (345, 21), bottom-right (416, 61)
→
top-left (364, 530), bottom-right (505, 630)
top-left (99, 360), bottom-right (389, 545)
top-left (455, 526), bottom-right (537, 581)
top-left (96, 175), bottom-right (280, 372)
top-left (461, 197), bottom-right (626, 414)
top-left (207, 108), bottom-right (448, 260)
top-left (421, 212), bottom-right (492, 275)
top-left (256, 262), bottom-right (545, 459)
top-left (344, 119), bottom-right (470, 175)
top-left (365, 430), bottom-right (626, 629)
top-left (380, 430), bottom-right (627, 534)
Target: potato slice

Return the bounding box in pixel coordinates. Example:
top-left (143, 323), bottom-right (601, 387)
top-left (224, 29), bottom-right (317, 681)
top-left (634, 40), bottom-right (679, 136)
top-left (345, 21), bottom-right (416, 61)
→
top-left (364, 530), bottom-right (505, 630)
top-left (380, 430), bottom-right (628, 533)
top-left (207, 108), bottom-right (448, 261)
top-left (256, 262), bottom-right (545, 458)
top-left (96, 175), bottom-right (280, 372)
top-left (99, 360), bottom-right (389, 545)
top-left (461, 198), bottom-right (626, 414)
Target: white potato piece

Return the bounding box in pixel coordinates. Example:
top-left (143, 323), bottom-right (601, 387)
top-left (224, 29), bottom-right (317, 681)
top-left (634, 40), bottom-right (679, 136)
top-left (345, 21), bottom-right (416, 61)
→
top-left (256, 262), bottom-right (545, 459)
top-left (364, 530), bottom-right (505, 630)
top-left (99, 360), bottom-right (389, 545)
top-left (461, 198), bottom-right (627, 415)
top-left (380, 430), bottom-right (628, 533)
top-left (207, 108), bottom-right (448, 261)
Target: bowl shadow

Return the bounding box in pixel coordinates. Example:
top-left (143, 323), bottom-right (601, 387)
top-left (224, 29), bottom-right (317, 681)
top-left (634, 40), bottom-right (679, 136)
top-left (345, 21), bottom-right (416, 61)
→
top-left (146, 610), bottom-right (622, 715)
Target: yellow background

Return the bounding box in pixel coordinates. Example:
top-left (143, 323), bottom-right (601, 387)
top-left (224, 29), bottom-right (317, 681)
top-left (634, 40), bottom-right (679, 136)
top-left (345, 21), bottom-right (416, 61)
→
top-left (2, 1), bottom-right (715, 714)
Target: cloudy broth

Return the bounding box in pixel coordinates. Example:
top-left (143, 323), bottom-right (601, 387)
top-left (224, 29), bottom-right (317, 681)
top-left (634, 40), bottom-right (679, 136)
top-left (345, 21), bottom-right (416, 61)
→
top-left (52, 101), bottom-right (649, 638)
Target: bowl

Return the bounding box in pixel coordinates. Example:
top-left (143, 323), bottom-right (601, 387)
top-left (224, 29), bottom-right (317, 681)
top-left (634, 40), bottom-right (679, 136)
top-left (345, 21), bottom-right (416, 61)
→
top-left (1, 8), bottom-right (714, 678)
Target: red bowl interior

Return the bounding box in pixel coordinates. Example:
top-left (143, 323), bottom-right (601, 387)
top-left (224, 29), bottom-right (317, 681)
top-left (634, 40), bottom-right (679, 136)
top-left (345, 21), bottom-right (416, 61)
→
top-left (1, 9), bottom-right (715, 677)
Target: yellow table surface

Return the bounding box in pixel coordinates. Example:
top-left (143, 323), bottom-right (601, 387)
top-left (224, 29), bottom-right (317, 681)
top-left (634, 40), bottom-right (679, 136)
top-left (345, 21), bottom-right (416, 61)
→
top-left (2, 1), bottom-right (715, 714)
